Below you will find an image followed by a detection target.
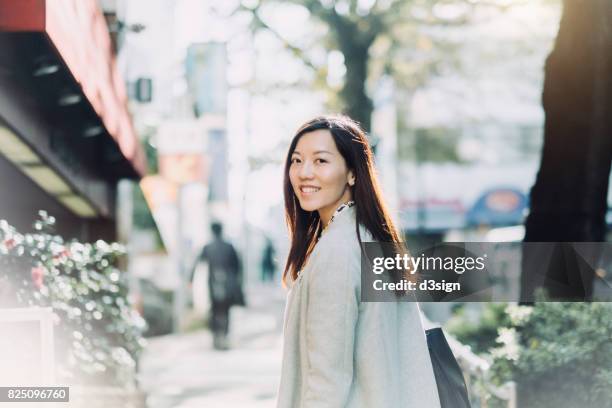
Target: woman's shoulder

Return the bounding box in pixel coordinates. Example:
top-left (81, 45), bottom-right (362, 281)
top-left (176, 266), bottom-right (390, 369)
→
top-left (322, 219), bottom-right (375, 248)
top-left (317, 219), bottom-right (363, 256)
top-left (306, 230), bottom-right (361, 296)
top-left (310, 223), bottom-right (373, 280)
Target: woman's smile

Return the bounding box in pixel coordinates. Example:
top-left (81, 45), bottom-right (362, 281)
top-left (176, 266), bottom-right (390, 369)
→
top-left (299, 185), bottom-right (321, 195)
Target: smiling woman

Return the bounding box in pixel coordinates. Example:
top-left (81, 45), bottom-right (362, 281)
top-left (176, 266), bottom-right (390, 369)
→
top-left (277, 115), bottom-right (441, 408)
top-left (289, 128), bottom-right (355, 226)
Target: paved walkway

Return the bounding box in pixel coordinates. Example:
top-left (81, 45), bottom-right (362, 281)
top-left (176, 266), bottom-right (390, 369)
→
top-left (138, 283), bottom-right (286, 408)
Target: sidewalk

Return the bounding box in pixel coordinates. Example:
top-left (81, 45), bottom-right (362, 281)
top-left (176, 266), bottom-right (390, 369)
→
top-left (138, 283), bottom-right (287, 408)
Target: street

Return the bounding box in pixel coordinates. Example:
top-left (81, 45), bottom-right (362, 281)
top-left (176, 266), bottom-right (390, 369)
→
top-left (139, 283), bottom-right (286, 408)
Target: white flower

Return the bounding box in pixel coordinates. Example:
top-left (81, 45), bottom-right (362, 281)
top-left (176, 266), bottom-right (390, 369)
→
top-left (95, 240), bottom-right (110, 252)
top-left (111, 347), bottom-right (136, 368)
top-left (506, 304), bottom-right (533, 325)
top-left (494, 327), bottom-right (520, 361)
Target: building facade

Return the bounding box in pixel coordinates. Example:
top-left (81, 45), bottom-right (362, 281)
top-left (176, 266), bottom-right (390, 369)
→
top-left (0, 0), bottom-right (146, 240)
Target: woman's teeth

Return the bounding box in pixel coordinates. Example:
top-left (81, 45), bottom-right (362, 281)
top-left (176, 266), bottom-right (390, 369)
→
top-left (301, 187), bottom-right (320, 193)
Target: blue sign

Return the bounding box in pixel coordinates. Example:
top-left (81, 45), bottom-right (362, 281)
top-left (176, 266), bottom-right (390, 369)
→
top-left (466, 188), bottom-right (528, 227)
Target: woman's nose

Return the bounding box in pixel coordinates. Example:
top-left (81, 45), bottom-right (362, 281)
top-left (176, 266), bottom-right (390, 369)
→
top-left (299, 161), bottom-right (314, 178)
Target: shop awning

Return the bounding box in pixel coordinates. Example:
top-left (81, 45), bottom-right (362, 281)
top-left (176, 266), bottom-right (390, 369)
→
top-left (0, 0), bottom-right (146, 178)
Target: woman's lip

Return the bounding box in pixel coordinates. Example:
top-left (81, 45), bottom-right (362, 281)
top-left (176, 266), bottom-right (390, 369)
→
top-left (300, 186), bottom-right (321, 194)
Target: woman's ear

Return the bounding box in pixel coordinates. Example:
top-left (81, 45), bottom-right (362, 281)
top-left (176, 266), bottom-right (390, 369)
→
top-left (348, 170), bottom-right (355, 186)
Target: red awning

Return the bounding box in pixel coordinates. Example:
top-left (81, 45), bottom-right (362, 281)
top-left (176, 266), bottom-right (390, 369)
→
top-left (0, 0), bottom-right (147, 176)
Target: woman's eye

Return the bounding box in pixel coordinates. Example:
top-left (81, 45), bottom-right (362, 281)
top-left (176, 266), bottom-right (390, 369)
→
top-left (315, 158), bottom-right (327, 164)
top-left (291, 158), bottom-right (301, 164)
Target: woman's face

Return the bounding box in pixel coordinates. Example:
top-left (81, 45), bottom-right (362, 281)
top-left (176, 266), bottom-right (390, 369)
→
top-left (289, 129), bottom-right (354, 225)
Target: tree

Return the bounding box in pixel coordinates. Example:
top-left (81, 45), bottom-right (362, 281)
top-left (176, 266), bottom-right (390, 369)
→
top-left (522, 0), bottom-right (612, 299)
top-left (233, 0), bottom-right (480, 131)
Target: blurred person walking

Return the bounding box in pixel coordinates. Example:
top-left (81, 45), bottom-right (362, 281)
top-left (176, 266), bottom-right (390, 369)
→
top-left (277, 115), bottom-right (441, 407)
top-left (191, 222), bottom-right (244, 350)
top-left (261, 237), bottom-right (277, 282)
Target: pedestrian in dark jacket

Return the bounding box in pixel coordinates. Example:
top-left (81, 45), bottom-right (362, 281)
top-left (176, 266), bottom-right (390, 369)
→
top-left (192, 222), bottom-right (243, 350)
top-left (261, 237), bottom-right (277, 282)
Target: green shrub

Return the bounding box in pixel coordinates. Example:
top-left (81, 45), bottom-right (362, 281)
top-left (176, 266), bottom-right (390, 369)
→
top-left (491, 302), bottom-right (612, 408)
top-left (0, 211), bottom-right (146, 386)
top-left (446, 303), bottom-right (512, 354)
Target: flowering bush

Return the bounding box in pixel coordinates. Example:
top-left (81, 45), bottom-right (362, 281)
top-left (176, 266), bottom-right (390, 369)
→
top-left (0, 211), bottom-right (146, 387)
top-left (491, 302), bottom-right (612, 408)
top-left (445, 303), bottom-right (512, 354)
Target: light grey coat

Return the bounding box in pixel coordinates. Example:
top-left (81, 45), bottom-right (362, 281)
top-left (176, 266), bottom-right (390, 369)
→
top-left (277, 206), bottom-right (442, 408)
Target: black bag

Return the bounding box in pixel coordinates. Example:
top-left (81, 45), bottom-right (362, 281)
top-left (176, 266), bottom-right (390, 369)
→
top-left (229, 279), bottom-right (246, 307)
top-left (426, 327), bottom-right (471, 408)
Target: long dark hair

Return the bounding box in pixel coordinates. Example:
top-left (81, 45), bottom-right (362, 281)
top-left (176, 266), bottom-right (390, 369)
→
top-left (282, 115), bottom-right (403, 285)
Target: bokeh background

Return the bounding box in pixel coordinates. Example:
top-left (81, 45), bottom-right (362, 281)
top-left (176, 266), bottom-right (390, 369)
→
top-left (1, 0), bottom-right (611, 407)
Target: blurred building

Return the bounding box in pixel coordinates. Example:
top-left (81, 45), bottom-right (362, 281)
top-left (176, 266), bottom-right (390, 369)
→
top-left (393, 3), bottom-right (561, 237)
top-left (0, 0), bottom-right (146, 240)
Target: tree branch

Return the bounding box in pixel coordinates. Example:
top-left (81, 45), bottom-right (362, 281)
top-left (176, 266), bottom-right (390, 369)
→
top-left (238, 3), bottom-right (320, 71)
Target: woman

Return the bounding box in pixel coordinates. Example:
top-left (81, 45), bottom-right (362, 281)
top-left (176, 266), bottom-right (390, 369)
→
top-left (277, 115), bottom-right (441, 407)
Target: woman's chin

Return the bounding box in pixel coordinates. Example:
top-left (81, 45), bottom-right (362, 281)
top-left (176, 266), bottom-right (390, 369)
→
top-left (298, 200), bottom-right (320, 213)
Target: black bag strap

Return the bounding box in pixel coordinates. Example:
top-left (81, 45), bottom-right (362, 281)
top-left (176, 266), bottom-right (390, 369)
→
top-left (426, 327), bottom-right (472, 408)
